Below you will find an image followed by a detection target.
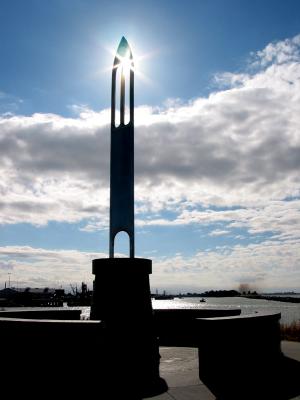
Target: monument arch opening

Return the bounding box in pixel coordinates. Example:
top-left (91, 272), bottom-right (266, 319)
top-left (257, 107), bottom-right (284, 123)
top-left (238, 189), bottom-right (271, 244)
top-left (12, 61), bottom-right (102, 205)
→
top-left (113, 230), bottom-right (131, 257)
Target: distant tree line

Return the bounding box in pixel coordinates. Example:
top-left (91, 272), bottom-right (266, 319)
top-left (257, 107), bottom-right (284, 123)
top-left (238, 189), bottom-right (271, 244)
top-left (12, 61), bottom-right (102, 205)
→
top-left (199, 290), bottom-right (241, 297)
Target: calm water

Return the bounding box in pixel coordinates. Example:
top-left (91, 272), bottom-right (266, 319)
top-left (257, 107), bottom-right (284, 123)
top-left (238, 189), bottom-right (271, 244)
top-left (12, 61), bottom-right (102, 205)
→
top-left (78, 296), bottom-right (300, 325)
top-left (152, 296), bottom-right (300, 325)
top-left (2, 296), bottom-right (300, 325)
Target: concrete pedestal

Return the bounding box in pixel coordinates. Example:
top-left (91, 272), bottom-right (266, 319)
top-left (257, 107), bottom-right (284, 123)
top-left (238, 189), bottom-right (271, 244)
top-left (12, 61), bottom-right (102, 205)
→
top-left (91, 258), bottom-right (167, 397)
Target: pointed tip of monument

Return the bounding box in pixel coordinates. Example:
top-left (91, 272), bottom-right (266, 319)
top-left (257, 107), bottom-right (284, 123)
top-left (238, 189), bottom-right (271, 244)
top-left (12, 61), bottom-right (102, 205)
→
top-left (117, 36), bottom-right (131, 57)
top-left (120, 35), bottom-right (128, 45)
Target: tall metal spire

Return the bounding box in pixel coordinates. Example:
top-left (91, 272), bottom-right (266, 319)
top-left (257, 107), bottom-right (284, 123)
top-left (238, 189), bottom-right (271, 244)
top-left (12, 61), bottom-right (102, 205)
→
top-left (109, 37), bottom-right (135, 258)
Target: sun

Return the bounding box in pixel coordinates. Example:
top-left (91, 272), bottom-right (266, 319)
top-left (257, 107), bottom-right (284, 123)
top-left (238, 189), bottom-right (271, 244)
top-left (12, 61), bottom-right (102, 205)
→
top-left (114, 52), bottom-right (134, 74)
top-left (113, 36), bottom-right (134, 73)
top-left (99, 37), bottom-right (155, 86)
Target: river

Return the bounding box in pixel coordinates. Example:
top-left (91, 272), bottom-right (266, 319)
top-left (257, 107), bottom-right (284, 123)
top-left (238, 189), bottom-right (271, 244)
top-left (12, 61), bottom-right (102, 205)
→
top-left (2, 296), bottom-right (299, 325)
top-left (76, 296), bottom-right (300, 325)
top-left (152, 296), bottom-right (300, 325)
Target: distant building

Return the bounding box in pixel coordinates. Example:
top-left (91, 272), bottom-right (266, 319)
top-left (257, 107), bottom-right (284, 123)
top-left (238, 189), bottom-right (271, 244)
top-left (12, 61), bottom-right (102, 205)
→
top-left (0, 287), bottom-right (65, 306)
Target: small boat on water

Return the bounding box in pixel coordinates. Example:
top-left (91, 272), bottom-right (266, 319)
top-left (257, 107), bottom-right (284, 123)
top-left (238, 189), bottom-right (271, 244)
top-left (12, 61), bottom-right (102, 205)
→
top-left (200, 298), bottom-right (206, 303)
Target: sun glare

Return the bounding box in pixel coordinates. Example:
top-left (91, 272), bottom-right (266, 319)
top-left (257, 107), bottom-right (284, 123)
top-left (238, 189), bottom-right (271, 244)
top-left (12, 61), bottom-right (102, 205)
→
top-left (114, 51), bottom-right (134, 74)
top-left (98, 38), bottom-right (154, 86)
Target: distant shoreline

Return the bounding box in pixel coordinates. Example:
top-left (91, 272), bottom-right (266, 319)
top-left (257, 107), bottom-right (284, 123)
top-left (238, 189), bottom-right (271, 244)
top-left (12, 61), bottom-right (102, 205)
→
top-left (243, 294), bottom-right (300, 304)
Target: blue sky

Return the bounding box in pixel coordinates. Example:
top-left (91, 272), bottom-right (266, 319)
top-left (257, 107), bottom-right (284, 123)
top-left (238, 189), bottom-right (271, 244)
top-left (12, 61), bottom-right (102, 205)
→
top-left (1, 0), bottom-right (300, 292)
top-left (1, 0), bottom-right (299, 114)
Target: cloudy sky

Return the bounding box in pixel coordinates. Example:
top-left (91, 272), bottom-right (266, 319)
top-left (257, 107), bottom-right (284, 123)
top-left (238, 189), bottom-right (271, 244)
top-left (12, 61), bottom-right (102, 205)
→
top-left (1, 0), bottom-right (300, 293)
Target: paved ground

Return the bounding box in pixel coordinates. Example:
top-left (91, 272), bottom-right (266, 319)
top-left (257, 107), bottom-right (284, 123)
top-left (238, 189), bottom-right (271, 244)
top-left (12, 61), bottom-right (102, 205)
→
top-left (146, 341), bottom-right (300, 400)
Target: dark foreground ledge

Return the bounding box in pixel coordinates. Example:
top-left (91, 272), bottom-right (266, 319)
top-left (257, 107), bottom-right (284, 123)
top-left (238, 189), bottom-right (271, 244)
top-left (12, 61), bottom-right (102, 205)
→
top-left (0, 312), bottom-right (165, 399)
top-left (197, 311), bottom-right (283, 399)
top-left (0, 309), bottom-right (288, 399)
top-left (154, 308), bottom-right (241, 346)
top-left (0, 315), bottom-right (105, 397)
top-left (0, 308), bottom-right (82, 320)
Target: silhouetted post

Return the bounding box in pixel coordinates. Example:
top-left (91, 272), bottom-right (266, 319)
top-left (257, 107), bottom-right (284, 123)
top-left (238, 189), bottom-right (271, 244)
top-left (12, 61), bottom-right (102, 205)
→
top-left (109, 36), bottom-right (134, 258)
top-left (91, 37), bottom-right (166, 396)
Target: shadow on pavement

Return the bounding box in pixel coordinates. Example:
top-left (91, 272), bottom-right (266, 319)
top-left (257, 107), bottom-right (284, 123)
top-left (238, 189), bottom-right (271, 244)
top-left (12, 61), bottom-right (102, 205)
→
top-left (203, 355), bottom-right (300, 400)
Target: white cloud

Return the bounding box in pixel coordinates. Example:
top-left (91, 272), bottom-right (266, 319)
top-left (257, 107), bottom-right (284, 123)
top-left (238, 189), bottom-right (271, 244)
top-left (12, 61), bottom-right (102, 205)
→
top-left (137, 199), bottom-right (300, 245)
top-left (1, 238), bottom-right (299, 291)
top-left (209, 229), bottom-right (230, 237)
top-left (0, 35), bottom-right (299, 237)
top-left (150, 237), bottom-right (300, 292)
top-left (0, 246), bottom-right (106, 288)
top-left (253, 34), bottom-right (300, 67)
top-left (1, 34), bottom-right (300, 228)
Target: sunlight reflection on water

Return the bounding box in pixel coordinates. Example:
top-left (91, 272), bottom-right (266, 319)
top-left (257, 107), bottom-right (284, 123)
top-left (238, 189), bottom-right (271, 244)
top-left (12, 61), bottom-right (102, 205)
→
top-left (77, 296), bottom-right (300, 324)
top-left (151, 297), bottom-right (300, 325)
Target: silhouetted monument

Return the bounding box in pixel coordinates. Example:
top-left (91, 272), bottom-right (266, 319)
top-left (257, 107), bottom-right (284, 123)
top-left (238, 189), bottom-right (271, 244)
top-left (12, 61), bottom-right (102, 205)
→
top-left (110, 36), bottom-right (134, 258)
top-left (90, 37), bottom-right (166, 396)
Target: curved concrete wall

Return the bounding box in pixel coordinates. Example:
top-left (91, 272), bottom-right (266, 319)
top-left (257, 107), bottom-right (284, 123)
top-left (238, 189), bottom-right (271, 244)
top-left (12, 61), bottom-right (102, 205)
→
top-left (0, 308), bottom-right (82, 320)
top-left (197, 311), bottom-right (282, 398)
top-left (0, 315), bottom-right (105, 396)
top-left (0, 308), bottom-right (283, 397)
top-left (154, 308), bottom-right (241, 346)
